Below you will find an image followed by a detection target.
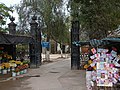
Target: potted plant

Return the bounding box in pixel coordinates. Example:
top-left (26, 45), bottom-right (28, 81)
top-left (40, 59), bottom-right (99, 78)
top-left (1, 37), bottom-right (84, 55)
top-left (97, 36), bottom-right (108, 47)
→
top-left (12, 67), bottom-right (20, 77)
top-left (17, 64), bottom-right (29, 74)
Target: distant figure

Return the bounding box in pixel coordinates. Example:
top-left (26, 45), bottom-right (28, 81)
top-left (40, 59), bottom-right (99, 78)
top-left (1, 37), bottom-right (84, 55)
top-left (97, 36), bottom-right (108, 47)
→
top-left (19, 49), bottom-right (25, 62)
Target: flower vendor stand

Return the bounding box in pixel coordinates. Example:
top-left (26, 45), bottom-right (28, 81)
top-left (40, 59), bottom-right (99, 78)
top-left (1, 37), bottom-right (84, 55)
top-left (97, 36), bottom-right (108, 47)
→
top-left (11, 60), bottom-right (29, 76)
top-left (0, 60), bottom-right (29, 78)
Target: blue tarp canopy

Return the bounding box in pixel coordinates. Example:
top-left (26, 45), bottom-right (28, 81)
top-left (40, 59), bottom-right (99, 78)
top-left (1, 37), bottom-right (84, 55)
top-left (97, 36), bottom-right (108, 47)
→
top-left (73, 37), bottom-right (120, 53)
top-left (102, 37), bottom-right (120, 42)
top-left (73, 37), bottom-right (120, 47)
top-left (89, 39), bottom-right (107, 47)
top-left (73, 39), bottom-right (109, 47)
top-left (88, 37), bottom-right (120, 47)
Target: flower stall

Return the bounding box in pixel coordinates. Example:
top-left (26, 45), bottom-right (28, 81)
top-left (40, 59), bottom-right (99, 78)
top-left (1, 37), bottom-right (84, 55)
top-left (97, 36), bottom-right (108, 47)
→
top-left (11, 60), bottom-right (29, 77)
top-left (84, 47), bottom-right (120, 90)
top-left (0, 60), bottom-right (29, 77)
top-left (0, 46), bottom-right (29, 77)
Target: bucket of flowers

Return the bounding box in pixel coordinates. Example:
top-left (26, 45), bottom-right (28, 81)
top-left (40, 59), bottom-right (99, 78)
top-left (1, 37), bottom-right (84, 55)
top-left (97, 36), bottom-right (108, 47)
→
top-left (1, 63), bottom-right (10, 74)
top-left (23, 60), bottom-right (30, 68)
top-left (12, 67), bottom-right (20, 77)
top-left (9, 60), bottom-right (17, 71)
top-left (17, 65), bottom-right (23, 74)
top-left (15, 67), bottom-right (20, 76)
top-left (12, 71), bottom-right (16, 77)
top-left (18, 64), bottom-right (29, 74)
top-left (23, 64), bottom-right (29, 74)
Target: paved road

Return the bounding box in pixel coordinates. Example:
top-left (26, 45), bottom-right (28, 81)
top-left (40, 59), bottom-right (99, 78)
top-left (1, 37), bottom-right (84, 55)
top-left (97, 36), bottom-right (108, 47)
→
top-left (0, 58), bottom-right (86, 90)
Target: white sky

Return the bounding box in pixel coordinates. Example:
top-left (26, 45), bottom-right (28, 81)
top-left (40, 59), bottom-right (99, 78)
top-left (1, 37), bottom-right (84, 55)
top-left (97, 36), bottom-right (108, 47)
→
top-left (0, 0), bottom-right (21, 7)
top-left (0, 0), bottom-right (21, 23)
top-left (0, 0), bottom-right (69, 23)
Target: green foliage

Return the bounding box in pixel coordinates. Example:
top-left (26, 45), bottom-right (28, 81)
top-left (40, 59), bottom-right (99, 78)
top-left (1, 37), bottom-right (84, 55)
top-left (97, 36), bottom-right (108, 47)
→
top-left (50, 16), bottom-right (70, 44)
top-left (15, 0), bottom-right (70, 45)
top-left (0, 3), bottom-right (13, 32)
top-left (0, 3), bottom-right (12, 25)
top-left (68, 0), bottom-right (120, 39)
top-left (23, 60), bottom-right (30, 64)
top-left (80, 0), bottom-right (120, 39)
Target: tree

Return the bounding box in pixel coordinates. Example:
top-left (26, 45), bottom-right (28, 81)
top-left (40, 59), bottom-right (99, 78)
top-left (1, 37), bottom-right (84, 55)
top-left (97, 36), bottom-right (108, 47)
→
top-left (0, 3), bottom-right (13, 32)
top-left (15, 0), bottom-right (69, 42)
top-left (15, 0), bottom-right (70, 59)
top-left (68, 0), bottom-right (120, 39)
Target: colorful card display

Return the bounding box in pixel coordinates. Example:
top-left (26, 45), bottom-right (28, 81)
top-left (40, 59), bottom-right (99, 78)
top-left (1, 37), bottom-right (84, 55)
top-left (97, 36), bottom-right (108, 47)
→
top-left (96, 62), bottom-right (113, 87)
top-left (87, 48), bottom-right (120, 88)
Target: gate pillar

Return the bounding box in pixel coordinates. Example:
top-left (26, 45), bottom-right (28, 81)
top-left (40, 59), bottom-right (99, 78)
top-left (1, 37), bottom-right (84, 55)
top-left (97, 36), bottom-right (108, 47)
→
top-left (71, 19), bottom-right (80, 70)
top-left (29, 15), bottom-right (41, 68)
top-left (8, 17), bottom-right (17, 60)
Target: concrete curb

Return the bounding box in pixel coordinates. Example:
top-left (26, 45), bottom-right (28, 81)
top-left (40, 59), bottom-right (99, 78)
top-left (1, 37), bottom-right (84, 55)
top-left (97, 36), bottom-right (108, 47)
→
top-left (0, 74), bottom-right (28, 83)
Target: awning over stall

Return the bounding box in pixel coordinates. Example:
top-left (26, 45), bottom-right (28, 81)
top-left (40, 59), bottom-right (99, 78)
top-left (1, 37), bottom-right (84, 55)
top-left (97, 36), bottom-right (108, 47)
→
top-left (102, 37), bottom-right (120, 42)
top-left (73, 36), bottom-right (120, 48)
top-left (73, 39), bottom-right (109, 47)
top-left (0, 32), bottom-right (34, 44)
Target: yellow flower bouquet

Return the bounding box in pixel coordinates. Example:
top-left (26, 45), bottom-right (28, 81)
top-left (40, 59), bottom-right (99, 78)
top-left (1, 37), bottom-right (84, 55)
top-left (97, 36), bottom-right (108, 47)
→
top-left (0, 65), bottom-right (2, 70)
top-left (15, 61), bottom-right (22, 65)
top-left (9, 60), bottom-right (16, 63)
top-left (84, 60), bottom-right (96, 71)
top-left (1, 63), bottom-right (10, 69)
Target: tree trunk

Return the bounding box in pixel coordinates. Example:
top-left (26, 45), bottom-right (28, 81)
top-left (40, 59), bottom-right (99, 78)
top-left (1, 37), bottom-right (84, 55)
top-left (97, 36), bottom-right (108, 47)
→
top-left (46, 29), bottom-right (50, 61)
top-left (60, 48), bottom-right (63, 58)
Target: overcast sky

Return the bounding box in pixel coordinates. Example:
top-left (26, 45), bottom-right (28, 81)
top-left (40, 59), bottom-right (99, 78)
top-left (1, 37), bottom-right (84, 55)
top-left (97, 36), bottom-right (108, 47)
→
top-left (0, 0), bottom-right (21, 7)
top-left (0, 0), bottom-right (69, 23)
top-left (0, 0), bottom-right (21, 23)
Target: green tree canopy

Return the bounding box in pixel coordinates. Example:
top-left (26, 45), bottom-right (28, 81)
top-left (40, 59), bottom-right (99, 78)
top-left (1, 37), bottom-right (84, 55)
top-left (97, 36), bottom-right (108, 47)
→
top-left (0, 3), bottom-right (13, 32)
top-left (15, 0), bottom-right (70, 45)
top-left (68, 0), bottom-right (120, 39)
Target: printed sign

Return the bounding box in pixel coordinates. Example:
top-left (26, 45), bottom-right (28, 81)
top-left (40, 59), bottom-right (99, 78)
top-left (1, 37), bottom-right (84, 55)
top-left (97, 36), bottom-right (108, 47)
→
top-left (42, 42), bottom-right (50, 48)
